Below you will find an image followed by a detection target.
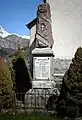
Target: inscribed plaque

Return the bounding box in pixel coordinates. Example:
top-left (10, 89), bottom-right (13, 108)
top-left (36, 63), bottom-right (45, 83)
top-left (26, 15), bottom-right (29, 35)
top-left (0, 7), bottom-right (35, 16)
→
top-left (33, 57), bottom-right (50, 79)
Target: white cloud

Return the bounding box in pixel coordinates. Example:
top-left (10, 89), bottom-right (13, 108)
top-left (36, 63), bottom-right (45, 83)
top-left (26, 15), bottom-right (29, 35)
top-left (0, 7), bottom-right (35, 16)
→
top-left (21, 35), bottom-right (30, 39)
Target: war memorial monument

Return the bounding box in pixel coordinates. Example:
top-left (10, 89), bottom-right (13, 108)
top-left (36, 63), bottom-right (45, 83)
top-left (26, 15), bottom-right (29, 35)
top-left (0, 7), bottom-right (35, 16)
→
top-left (26, 0), bottom-right (56, 90)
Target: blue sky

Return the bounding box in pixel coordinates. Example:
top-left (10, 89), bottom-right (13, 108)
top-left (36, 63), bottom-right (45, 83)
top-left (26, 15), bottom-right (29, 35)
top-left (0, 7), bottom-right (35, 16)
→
top-left (0, 0), bottom-right (42, 36)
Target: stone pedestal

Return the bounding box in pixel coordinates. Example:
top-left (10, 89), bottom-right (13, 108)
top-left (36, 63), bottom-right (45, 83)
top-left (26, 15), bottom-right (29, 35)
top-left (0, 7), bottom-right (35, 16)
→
top-left (32, 47), bottom-right (55, 89)
top-left (25, 48), bottom-right (56, 108)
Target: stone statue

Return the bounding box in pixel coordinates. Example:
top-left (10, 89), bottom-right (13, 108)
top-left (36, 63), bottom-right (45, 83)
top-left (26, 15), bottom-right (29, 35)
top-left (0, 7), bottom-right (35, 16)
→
top-left (35, 2), bottom-right (54, 48)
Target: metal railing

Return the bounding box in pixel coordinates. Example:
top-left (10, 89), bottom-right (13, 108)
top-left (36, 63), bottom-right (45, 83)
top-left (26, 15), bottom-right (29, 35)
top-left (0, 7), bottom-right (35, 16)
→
top-left (0, 88), bottom-right (57, 111)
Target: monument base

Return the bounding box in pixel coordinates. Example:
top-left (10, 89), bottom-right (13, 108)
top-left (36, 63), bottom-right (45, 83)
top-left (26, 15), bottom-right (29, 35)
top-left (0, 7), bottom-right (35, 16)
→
top-left (32, 80), bottom-right (56, 89)
top-left (25, 47), bottom-right (58, 108)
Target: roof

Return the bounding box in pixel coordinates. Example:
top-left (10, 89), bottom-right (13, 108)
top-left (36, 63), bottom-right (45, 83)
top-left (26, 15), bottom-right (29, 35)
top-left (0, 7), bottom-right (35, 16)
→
top-left (26, 18), bottom-right (37, 29)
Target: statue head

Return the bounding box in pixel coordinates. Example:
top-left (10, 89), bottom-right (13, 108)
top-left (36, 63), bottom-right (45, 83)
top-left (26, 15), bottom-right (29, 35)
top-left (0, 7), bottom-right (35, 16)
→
top-left (43, 0), bottom-right (46, 3)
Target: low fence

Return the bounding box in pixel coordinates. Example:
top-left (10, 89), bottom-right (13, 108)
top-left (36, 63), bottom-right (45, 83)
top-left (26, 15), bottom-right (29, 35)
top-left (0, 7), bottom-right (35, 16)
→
top-left (0, 88), bottom-right (58, 111)
top-left (16, 88), bottom-right (56, 110)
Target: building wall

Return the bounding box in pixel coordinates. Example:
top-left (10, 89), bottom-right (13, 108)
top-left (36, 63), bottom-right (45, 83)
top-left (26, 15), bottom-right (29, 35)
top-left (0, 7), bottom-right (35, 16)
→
top-left (47, 0), bottom-right (82, 59)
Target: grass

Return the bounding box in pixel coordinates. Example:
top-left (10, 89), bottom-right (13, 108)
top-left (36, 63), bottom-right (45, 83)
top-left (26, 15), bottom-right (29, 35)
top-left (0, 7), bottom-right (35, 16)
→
top-left (0, 112), bottom-right (58, 120)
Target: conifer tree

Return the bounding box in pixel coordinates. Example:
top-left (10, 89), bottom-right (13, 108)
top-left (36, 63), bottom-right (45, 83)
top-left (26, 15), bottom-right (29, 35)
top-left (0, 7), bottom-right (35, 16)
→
top-left (8, 48), bottom-right (29, 89)
top-left (12, 48), bottom-right (32, 102)
top-left (0, 56), bottom-right (13, 109)
top-left (56, 47), bottom-right (82, 118)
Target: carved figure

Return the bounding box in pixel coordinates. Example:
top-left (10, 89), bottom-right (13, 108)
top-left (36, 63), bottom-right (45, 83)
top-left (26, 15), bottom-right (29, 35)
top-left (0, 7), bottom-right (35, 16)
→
top-left (35, 3), bottom-right (54, 48)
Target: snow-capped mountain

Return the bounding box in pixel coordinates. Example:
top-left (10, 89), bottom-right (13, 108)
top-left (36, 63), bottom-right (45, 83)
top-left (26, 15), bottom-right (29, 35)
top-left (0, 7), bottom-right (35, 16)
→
top-left (0, 26), bottom-right (10, 38)
top-left (0, 26), bottom-right (30, 39)
top-left (0, 26), bottom-right (30, 57)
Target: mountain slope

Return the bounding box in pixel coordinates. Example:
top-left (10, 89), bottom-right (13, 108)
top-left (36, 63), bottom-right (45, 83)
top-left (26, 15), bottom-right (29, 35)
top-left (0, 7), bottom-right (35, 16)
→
top-left (54, 58), bottom-right (71, 74)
